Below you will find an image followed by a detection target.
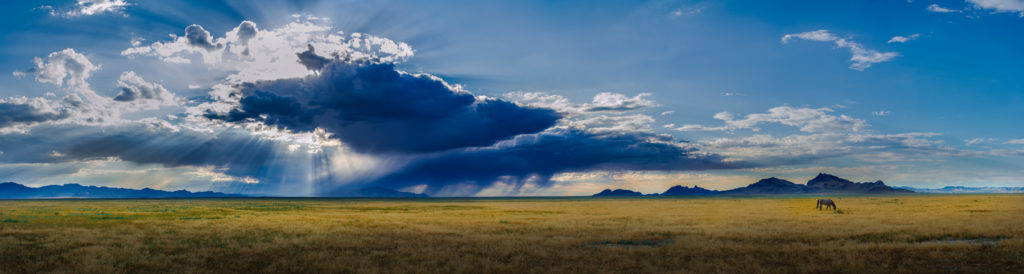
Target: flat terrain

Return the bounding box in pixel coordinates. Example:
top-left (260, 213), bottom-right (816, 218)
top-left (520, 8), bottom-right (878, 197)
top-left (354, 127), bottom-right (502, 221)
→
top-left (1, 195), bottom-right (1022, 273)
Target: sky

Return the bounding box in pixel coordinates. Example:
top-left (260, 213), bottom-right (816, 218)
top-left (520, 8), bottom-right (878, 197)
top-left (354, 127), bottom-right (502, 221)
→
top-left (0, 0), bottom-right (1022, 196)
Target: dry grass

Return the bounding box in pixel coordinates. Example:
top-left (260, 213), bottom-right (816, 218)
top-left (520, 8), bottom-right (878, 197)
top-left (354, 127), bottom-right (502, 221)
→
top-left (1, 195), bottom-right (1022, 273)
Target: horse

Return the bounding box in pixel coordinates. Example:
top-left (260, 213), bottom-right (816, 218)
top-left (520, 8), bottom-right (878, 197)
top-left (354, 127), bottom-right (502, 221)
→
top-left (816, 199), bottom-right (837, 211)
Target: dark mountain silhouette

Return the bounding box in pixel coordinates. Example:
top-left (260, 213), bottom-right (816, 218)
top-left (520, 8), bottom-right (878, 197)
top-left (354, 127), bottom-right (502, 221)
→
top-left (592, 189), bottom-right (644, 197)
top-left (328, 187), bottom-right (429, 198)
top-left (0, 182), bottom-right (244, 199)
top-left (661, 185), bottom-right (717, 196)
top-left (591, 173), bottom-right (914, 196)
top-left (721, 177), bottom-right (807, 194)
top-left (806, 173), bottom-right (913, 194)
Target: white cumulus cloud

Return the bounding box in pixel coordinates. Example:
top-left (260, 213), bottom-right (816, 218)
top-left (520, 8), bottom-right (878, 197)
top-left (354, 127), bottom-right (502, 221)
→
top-left (505, 91), bottom-right (656, 115)
top-left (13, 48), bottom-right (100, 91)
top-left (782, 29), bottom-right (899, 70)
top-left (670, 106), bottom-right (869, 133)
top-left (927, 4), bottom-right (961, 13)
top-left (888, 34), bottom-right (920, 43)
top-left (113, 71), bottom-right (178, 111)
top-left (123, 17), bottom-right (415, 83)
top-left (968, 0), bottom-right (1024, 17)
top-left (51, 0), bottom-right (131, 17)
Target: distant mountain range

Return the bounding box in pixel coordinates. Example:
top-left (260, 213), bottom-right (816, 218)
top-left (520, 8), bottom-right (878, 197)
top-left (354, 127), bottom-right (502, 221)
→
top-left (0, 182), bottom-right (245, 199)
top-left (7, 176), bottom-right (1017, 199)
top-left (594, 173), bottom-right (914, 197)
top-left (0, 182), bottom-right (430, 199)
top-left (895, 186), bottom-right (1024, 194)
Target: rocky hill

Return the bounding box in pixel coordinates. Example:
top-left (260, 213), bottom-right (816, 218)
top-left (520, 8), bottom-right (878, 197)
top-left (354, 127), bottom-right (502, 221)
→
top-left (592, 189), bottom-right (645, 197)
top-left (720, 177), bottom-right (807, 194)
top-left (805, 173), bottom-right (913, 194)
top-left (661, 185), bottom-right (717, 195)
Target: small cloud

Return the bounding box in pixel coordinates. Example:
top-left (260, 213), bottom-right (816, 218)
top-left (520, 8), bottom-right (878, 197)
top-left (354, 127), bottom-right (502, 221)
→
top-left (671, 7), bottom-right (703, 16)
top-left (188, 84), bottom-right (201, 89)
top-left (965, 138), bottom-right (997, 146)
top-left (113, 71), bottom-right (178, 110)
top-left (1006, 138), bottom-right (1024, 145)
top-left (872, 110), bottom-right (891, 116)
top-left (52, 0), bottom-right (132, 17)
top-left (888, 34), bottom-right (920, 43)
top-left (660, 110), bottom-right (675, 116)
top-left (927, 4), bottom-right (960, 13)
top-left (184, 25), bottom-right (224, 51)
top-left (130, 35), bottom-right (144, 47)
top-left (781, 29), bottom-right (899, 71)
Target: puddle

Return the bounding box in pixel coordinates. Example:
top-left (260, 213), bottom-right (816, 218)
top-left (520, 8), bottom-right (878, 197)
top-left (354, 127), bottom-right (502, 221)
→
top-left (918, 238), bottom-right (1003, 246)
top-left (585, 239), bottom-right (674, 248)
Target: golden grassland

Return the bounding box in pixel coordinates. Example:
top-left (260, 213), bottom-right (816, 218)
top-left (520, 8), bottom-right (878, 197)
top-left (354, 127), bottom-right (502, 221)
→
top-left (1, 195), bottom-right (1022, 273)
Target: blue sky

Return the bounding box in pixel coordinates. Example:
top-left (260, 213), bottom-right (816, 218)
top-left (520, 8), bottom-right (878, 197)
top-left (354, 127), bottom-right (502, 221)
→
top-left (0, 0), bottom-right (1022, 196)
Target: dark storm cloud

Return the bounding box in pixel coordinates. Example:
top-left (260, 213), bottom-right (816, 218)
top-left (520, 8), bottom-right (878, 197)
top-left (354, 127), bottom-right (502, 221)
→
top-left (0, 124), bottom-right (276, 179)
top-left (0, 102), bottom-right (69, 128)
top-left (296, 45), bottom-right (331, 72)
top-left (208, 90), bottom-right (316, 127)
top-left (185, 24), bottom-right (223, 51)
top-left (358, 130), bottom-right (738, 195)
top-left (205, 59), bottom-right (561, 153)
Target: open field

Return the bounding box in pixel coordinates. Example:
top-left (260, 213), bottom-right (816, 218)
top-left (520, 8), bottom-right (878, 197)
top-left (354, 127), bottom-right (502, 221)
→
top-left (1, 195), bottom-right (1022, 273)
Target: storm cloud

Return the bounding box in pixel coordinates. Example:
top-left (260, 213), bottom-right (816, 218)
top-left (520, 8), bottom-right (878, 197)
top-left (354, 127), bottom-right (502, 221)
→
top-left (359, 129), bottom-right (735, 195)
top-left (184, 24), bottom-right (223, 51)
top-left (0, 102), bottom-right (69, 128)
top-left (296, 45), bottom-right (331, 72)
top-left (0, 124), bottom-right (274, 174)
top-left (206, 59), bottom-right (561, 154)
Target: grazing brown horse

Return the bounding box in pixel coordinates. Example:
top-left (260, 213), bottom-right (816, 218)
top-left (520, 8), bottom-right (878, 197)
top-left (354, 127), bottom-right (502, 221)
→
top-left (816, 199), bottom-right (837, 211)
